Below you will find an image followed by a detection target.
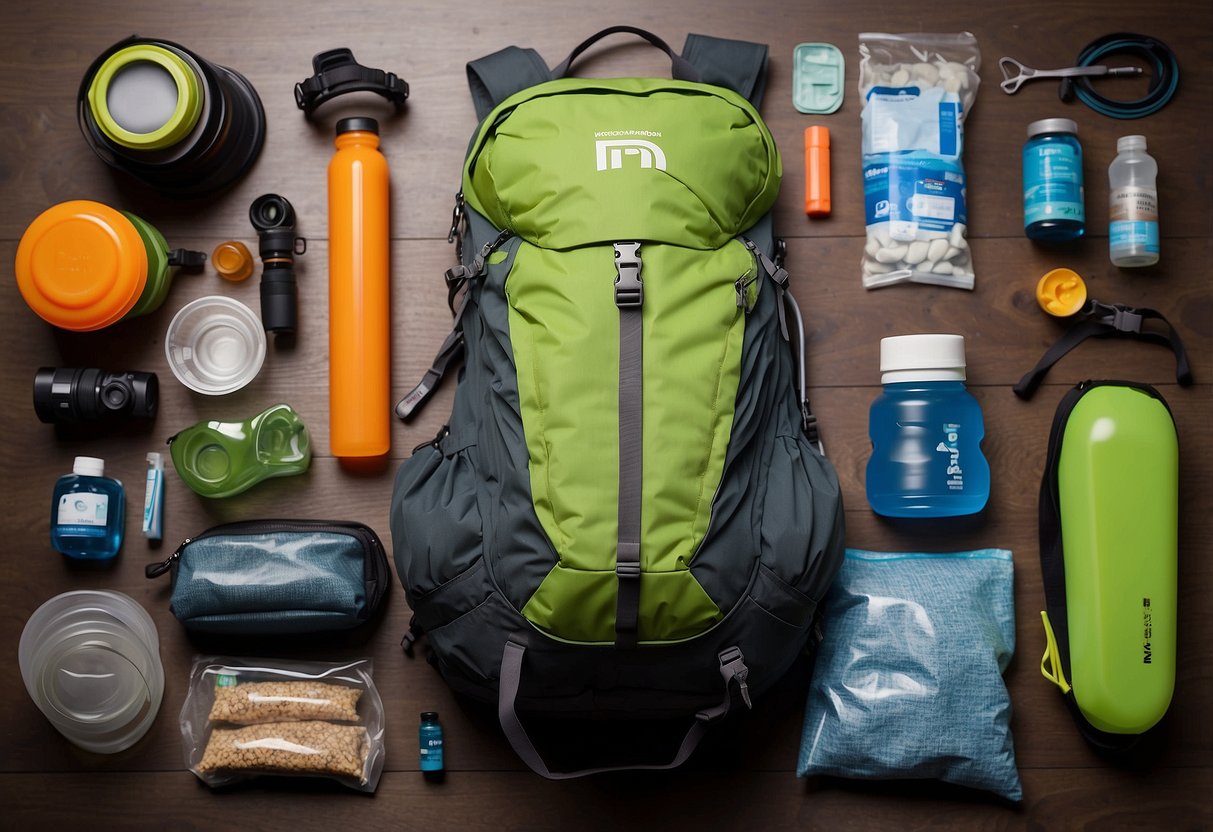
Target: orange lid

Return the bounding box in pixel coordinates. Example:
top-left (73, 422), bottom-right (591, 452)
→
top-left (1036, 267), bottom-right (1088, 317)
top-left (212, 241), bottom-right (254, 281)
top-left (15, 200), bottom-right (149, 331)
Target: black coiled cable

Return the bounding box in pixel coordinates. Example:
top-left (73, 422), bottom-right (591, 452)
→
top-left (1059, 33), bottom-right (1179, 119)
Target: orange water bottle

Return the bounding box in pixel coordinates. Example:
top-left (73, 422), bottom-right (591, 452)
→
top-left (329, 117), bottom-right (391, 460)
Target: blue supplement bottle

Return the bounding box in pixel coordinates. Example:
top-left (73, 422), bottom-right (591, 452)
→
top-left (51, 456), bottom-right (125, 559)
top-left (866, 335), bottom-right (990, 517)
top-left (1023, 118), bottom-right (1085, 241)
top-left (419, 711), bottom-right (444, 779)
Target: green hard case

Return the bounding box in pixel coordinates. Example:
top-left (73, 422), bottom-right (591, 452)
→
top-left (1039, 381), bottom-right (1178, 748)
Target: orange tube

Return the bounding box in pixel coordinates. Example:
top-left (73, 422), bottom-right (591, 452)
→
top-left (804, 126), bottom-right (831, 218)
top-left (329, 117), bottom-right (391, 459)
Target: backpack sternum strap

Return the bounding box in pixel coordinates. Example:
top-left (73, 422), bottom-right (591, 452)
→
top-left (614, 242), bottom-right (644, 648)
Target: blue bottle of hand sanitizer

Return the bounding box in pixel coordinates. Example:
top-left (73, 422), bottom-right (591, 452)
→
top-left (51, 456), bottom-right (125, 559)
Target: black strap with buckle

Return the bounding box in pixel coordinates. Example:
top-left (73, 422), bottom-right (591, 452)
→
top-left (295, 48), bottom-right (410, 116)
top-left (1014, 300), bottom-right (1193, 399)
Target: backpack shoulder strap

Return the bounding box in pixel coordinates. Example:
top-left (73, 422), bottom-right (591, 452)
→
top-left (681, 33), bottom-right (769, 107)
top-left (466, 45), bottom-right (553, 121)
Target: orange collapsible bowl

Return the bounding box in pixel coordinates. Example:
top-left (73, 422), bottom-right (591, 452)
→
top-left (15, 200), bottom-right (150, 332)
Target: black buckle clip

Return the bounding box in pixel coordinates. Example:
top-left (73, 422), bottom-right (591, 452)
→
top-left (1086, 300), bottom-right (1144, 334)
top-left (295, 48), bottom-right (410, 116)
top-left (613, 242), bottom-right (643, 308)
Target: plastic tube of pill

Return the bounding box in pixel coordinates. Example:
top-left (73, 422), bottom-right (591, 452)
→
top-left (805, 126), bottom-right (831, 217)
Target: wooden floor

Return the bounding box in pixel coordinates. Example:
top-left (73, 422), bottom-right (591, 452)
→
top-left (3, 0), bottom-right (1211, 828)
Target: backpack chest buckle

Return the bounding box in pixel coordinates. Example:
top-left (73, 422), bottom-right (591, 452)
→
top-left (613, 242), bottom-right (644, 308)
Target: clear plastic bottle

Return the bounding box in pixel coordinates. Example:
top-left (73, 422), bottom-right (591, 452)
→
top-left (51, 456), bottom-right (125, 559)
top-left (1023, 118), bottom-right (1085, 241)
top-left (1109, 135), bottom-right (1160, 267)
top-left (866, 335), bottom-right (990, 517)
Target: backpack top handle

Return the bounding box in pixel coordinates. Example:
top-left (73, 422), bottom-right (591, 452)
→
top-left (550, 25), bottom-right (702, 82)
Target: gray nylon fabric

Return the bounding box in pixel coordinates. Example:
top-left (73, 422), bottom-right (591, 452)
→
top-left (498, 640), bottom-right (714, 778)
top-left (615, 243), bottom-right (644, 647)
top-left (681, 33), bottom-right (770, 107)
top-left (466, 46), bottom-right (553, 122)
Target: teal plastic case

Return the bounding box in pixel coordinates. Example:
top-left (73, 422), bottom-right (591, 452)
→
top-left (1039, 381), bottom-right (1178, 749)
top-left (793, 43), bottom-right (844, 114)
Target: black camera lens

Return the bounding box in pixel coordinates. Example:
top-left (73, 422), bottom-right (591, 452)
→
top-left (33, 367), bottom-right (159, 425)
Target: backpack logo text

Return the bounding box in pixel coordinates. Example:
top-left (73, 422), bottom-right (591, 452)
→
top-left (595, 139), bottom-right (667, 172)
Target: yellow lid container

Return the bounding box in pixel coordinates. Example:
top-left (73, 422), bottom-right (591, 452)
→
top-left (87, 44), bottom-right (203, 151)
top-left (1036, 268), bottom-right (1088, 317)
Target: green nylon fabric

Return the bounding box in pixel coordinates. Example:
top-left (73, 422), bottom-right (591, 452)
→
top-left (467, 77), bottom-right (781, 643)
top-left (509, 242), bottom-right (755, 642)
top-left (464, 78), bottom-right (781, 251)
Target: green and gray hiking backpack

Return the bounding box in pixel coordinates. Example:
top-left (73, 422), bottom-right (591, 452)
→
top-left (391, 26), bottom-right (845, 777)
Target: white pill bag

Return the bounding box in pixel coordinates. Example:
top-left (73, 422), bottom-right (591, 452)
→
top-left (858, 33), bottom-right (981, 290)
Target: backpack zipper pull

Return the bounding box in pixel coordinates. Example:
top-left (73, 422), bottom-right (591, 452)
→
top-left (447, 190), bottom-right (466, 260)
top-left (145, 539), bottom-right (188, 579)
top-left (741, 237), bottom-right (790, 339)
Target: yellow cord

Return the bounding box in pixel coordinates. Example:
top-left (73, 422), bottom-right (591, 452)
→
top-left (1040, 610), bottom-right (1072, 694)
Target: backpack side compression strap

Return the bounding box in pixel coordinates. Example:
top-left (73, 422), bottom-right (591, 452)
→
top-left (681, 33), bottom-right (770, 108)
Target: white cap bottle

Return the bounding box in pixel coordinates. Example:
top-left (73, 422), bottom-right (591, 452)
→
top-left (1109, 135), bottom-right (1160, 268)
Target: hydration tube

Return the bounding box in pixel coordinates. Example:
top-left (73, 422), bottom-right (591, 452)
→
top-left (1060, 34), bottom-right (1179, 119)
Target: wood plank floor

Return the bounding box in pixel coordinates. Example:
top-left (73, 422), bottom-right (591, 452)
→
top-left (2, 0), bottom-right (1210, 828)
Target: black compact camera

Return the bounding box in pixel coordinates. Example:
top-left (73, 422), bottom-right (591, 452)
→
top-left (33, 367), bottom-right (158, 425)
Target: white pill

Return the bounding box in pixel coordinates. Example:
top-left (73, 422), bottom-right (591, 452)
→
top-left (932, 261), bottom-right (954, 275)
top-left (891, 68), bottom-right (910, 86)
top-left (873, 226), bottom-right (893, 247)
top-left (949, 224), bottom-right (966, 248)
top-left (945, 63), bottom-right (971, 86)
top-left (944, 78), bottom-right (961, 93)
top-left (927, 239), bottom-right (949, 262)
top-left (865, 236), bottom-right (882, 257)
top-left (864, 260), bottom-right (895, 275)
top-left (945, 245), bottom-right (961, 260)
top-left (905, 241), bottom-right (929, 265)
top-left (875, 245), bottom-right (908, 263)
top-left (913, 63), bottom-right (939, 85)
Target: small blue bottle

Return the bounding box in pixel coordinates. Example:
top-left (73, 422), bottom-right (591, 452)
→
top-left (419, 711), bottom-right (444, 779)
top-left (51, 456), bottom-right (125, 559)
top-left (866, 335), bottom-right (990, 517)
top-left (1023, 118), bottom-right (1085, 241)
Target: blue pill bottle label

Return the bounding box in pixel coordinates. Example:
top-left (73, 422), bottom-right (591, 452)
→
top-left (1024, 140), bottom-right (1085, 226)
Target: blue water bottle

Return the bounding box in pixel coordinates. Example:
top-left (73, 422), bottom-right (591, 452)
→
top-left (866, 334), bottom-right (990, 517)
top-left (419, 711), bottom-right (444, 779)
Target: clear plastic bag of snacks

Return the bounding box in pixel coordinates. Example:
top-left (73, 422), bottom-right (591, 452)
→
top-left (181, 656), bottom-right (385, 792)
top-left (858, 32), bottom-right (981, 290)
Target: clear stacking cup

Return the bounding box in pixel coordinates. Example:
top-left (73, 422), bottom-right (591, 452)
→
top-left (165, 295), bottom-right (265, 394)
top-left (19, 591), bottom-right (164, 754)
